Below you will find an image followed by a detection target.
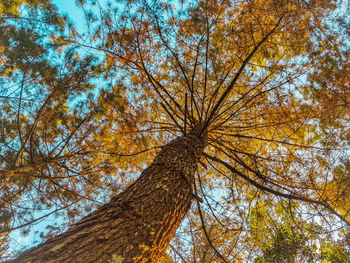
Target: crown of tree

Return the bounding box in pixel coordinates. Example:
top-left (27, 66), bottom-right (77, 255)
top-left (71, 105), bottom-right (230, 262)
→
top-left (1, 0), bottom-right (349, 262)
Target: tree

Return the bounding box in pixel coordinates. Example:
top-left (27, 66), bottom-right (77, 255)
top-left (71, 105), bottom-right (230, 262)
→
top-left (2, 0), bottom-right (350, 262)
top-left (0, 0), bottom-right (104, 258)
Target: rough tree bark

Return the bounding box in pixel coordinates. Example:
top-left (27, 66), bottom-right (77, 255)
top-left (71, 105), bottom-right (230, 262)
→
top-left (12, 125), bottom-right (207, 263)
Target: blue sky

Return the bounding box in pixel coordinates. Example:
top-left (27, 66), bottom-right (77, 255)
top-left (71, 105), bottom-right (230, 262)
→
top-left (52, 0), bottom-right (85, 27)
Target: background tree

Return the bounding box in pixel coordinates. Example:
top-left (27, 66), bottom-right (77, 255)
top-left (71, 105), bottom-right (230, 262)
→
top-left (1, 0), bottom-right (349, 262)
top-left (0, 0), bottom-right (117, 258)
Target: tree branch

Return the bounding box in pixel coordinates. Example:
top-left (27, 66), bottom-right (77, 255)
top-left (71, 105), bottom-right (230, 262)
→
top-left (203, 152), bottom-right (350, 225)
top-left (203, 14), bottom-right (286, 132)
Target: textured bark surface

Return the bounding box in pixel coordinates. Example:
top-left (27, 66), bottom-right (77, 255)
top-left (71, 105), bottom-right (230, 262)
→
top-left (12, 125), bottom-right (207, 263)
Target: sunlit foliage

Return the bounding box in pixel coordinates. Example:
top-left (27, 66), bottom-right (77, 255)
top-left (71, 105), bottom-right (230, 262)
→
top-left (1, 0), bottom-right (349, 261)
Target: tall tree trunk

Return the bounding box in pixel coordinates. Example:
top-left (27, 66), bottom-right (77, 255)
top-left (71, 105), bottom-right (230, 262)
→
top-left (12, 125), bottom-right (207, 263)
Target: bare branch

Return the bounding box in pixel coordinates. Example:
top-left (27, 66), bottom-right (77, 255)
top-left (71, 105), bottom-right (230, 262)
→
top-left (203, 14), bottom-right (286, 132)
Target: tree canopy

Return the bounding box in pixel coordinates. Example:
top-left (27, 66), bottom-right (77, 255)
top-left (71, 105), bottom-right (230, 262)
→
top-left (1, 0), bottom-right (349, 262)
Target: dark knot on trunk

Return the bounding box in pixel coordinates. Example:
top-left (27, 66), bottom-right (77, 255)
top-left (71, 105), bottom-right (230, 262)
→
top-left (188, 122), bottom-right (207, 138)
